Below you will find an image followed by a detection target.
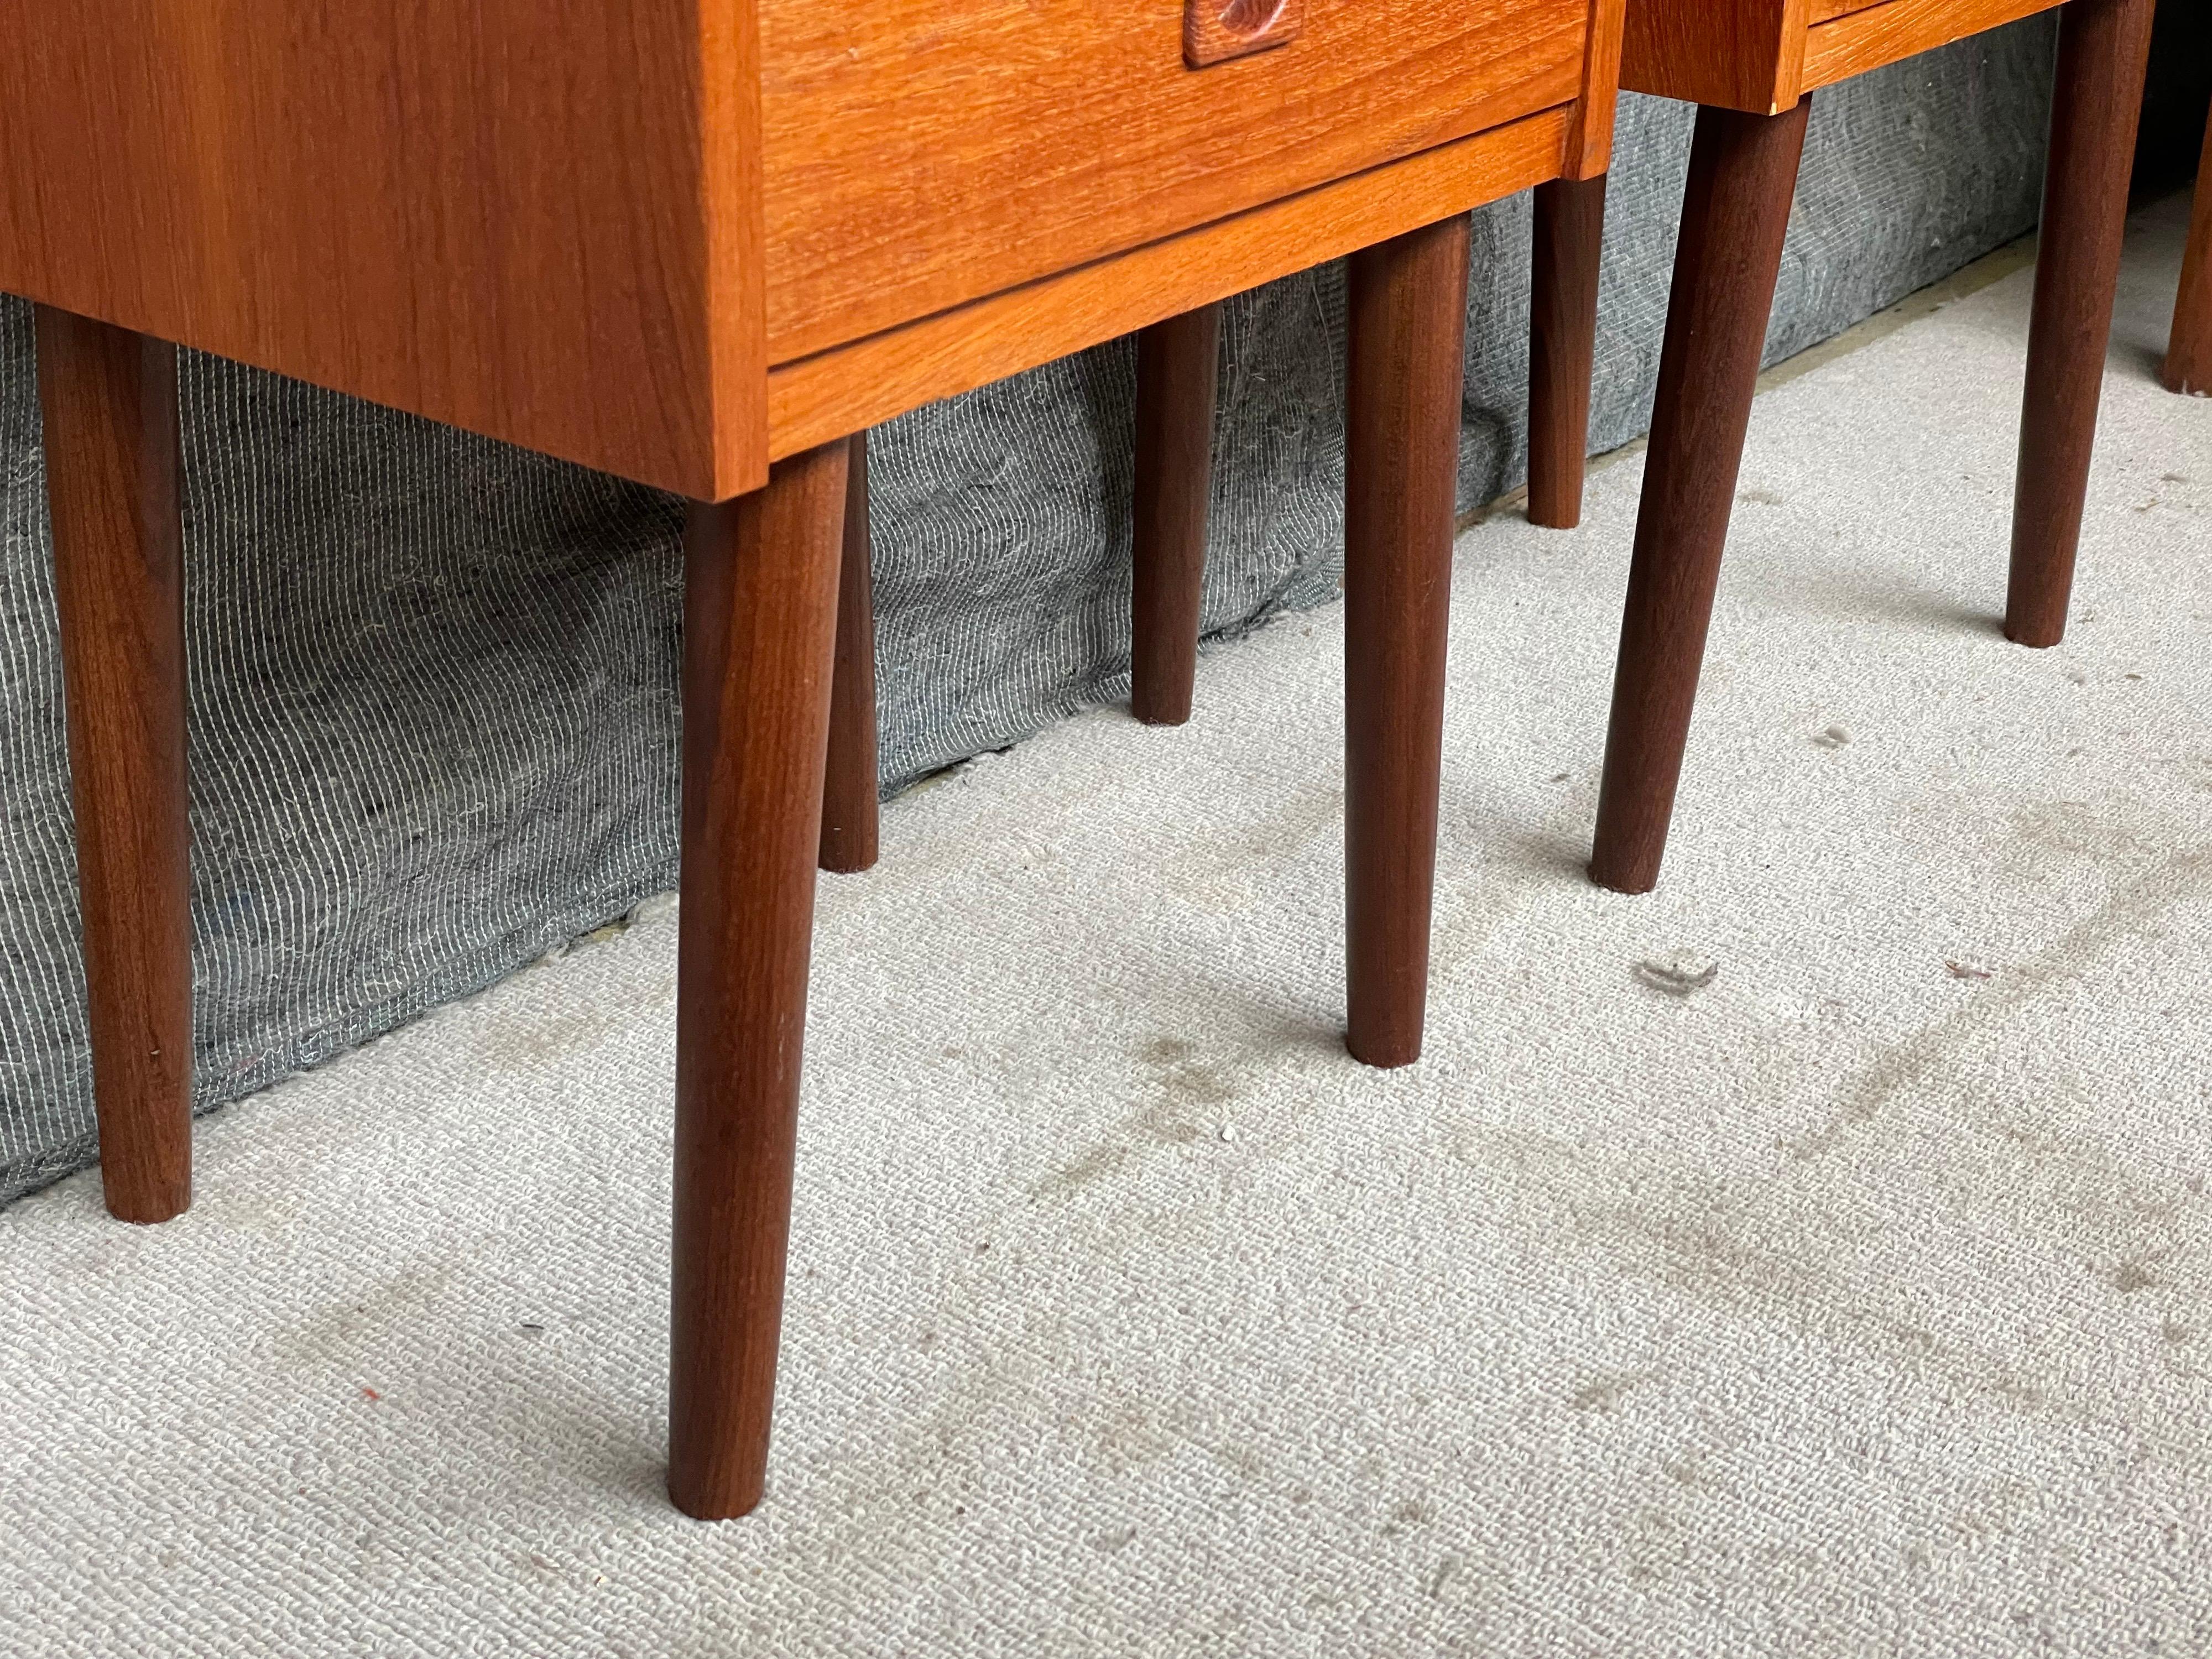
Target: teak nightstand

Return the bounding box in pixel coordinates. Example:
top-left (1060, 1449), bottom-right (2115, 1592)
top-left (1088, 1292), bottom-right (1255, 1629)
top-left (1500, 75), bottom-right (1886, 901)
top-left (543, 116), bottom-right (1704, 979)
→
top-left (4, 0), bottom-right (1625, 1516)
top-left (1587, 0), bottom-right (2156, 894)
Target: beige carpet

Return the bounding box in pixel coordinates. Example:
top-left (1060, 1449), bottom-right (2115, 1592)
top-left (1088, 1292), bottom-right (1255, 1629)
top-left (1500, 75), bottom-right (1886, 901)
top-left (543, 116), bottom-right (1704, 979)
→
top-left (6, 195), bottom-right (2210, 1658)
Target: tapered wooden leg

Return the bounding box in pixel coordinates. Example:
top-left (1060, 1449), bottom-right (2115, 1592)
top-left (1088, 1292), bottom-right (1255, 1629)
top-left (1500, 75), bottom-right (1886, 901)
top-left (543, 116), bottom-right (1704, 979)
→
top-left (2007, 0), bottom-right (2157, 647)
top-left (668, 441), bottom-right (848, 1521)
top-left (2162, 113), bottom-right (2212, 397)
top-left (1589, 101), bottom-right (1811, 896)
top-left (35, 307), bottom-right (192, 1225)
top-left (818, 431), bottom-right (879, 873)
top-left (1527, 173), bottom-right (1608, 530)
top-left (1131, 304), bottom-right (1221, 726)
top-left (1344, 216), bottom-right (1469, 1069)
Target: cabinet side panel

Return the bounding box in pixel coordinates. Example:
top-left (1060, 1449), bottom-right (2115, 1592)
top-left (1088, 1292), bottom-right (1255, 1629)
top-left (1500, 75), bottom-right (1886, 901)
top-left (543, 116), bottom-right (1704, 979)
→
top-left (0, 1), bottom-right (765, 498)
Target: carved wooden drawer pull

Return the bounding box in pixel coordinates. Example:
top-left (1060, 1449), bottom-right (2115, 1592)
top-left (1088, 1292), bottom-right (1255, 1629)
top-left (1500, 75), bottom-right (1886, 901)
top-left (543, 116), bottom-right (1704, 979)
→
top-left (1185, 0), bottom-right (1305, 67)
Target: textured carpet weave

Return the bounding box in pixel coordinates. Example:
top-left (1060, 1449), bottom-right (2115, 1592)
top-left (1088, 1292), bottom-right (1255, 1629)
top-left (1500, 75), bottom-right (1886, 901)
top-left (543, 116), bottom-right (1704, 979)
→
top-left (3, 189), bottom-right (2207, 1659)
top-left (0, 27), bottom-right (2062, 1206)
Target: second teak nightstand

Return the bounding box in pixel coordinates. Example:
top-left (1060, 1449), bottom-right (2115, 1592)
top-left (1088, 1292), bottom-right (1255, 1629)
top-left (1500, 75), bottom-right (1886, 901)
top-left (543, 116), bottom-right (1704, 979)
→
top-left (1587, 0), bottom-right (2156, 895)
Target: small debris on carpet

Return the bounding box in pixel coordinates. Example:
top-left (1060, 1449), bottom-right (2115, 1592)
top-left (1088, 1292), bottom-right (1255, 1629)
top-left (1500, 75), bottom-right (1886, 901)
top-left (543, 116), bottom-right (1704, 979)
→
top-left (1945, 959), bottom-right (1994, 980)
top-left (1634, 954), bottom-right (1721, 997)
top-left (1812, 724), bottom-right (1854, 749)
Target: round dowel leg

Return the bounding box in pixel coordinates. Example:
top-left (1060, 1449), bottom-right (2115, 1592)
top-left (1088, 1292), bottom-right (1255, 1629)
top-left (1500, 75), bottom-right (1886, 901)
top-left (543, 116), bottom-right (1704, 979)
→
top-left (2161, 113), bottom-right (2212, 397)
top-left (819, 430), bottom-right (879, 873)
top-left (668, 441), bottom-right (848, 1521)
top-left (1528, 173), bottom-right (1608, 530)
top-left (2006, 0), bottom-right (2158, 647)
top-left (1344, 215), bottom-right (1470, 1070)
top-left (36, 306), bottom-right (192, 1225)
top-left (1589, 101), bottom-right (1811, 896)
top-left (1131, 304), bottom-right (1221, 727)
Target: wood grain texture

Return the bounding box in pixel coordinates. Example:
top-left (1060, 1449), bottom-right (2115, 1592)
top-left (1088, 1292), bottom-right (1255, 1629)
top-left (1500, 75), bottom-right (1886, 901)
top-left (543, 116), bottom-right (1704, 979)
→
top-left (759, 0), bottom-right (1583, 360)
top-left (1344, 216), bottom-right (1470, 1071)
top-left (766, 108), bottom-right (1572, 461)
top-left (1567, 0), bottom-right (1632, 177)
top-left (819, 432), bottom-right (880, 874)
top-left (1801, 0), bottom-right (2066, 92)
top-left (1131, 307), bottom-right (1222, 728)
top-left (1590, 100), bottom-right (1811, 895)
top-left (2006, 0), bottom-right (2156, 646)
top-left (668, 442), bottom-right (848, 1521)
top-left (0, 1), bottom-right (766, 500)
top-left (36, 308), bottom-right (193, 1225)
top-left (1622, 0), bottom-right (1807, 113)
top-left (1527, 175), bottom-right (1609, 530)
top-left (2162, 112), bottom-right (2212, 397)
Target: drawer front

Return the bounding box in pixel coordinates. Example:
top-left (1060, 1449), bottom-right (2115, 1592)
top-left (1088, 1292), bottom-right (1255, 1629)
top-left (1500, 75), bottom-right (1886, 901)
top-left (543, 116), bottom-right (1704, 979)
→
top-left (1802, 0), bottom-right (2068, 93)
top-left (761, 0), bottom-right (1587, 362)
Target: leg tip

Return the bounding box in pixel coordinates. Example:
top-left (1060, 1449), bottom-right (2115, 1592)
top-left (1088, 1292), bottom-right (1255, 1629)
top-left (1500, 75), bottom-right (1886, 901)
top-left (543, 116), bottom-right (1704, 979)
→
top-left (1587, 858), bottom-right (1658, 896)
top-left (667, 1469), bottom-right (766, 1521)
top-left (108, 1199), bottom-right (191, 1225)
top-left (818, 825), bottom-right (880, 874)
top-left (103, 1175), bottom-right (190, 1225)
top-left (1345, 1028), bottom-right (1423, 1070)
top-left (2002, 620), bottom-right (2065, 650)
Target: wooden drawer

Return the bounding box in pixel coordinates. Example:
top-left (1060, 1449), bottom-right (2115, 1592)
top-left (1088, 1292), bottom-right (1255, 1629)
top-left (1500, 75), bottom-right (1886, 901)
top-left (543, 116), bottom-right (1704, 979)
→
top-left (760, 0), bottom-right (1589, 362)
